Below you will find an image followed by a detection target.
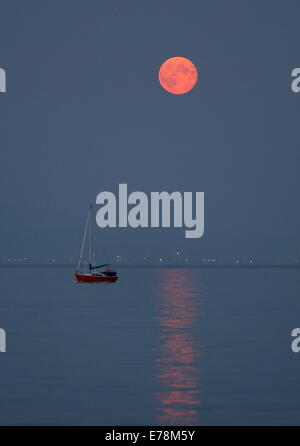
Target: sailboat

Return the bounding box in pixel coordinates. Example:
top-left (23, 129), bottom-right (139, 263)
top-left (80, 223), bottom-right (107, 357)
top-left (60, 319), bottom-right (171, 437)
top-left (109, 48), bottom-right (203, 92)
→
top-left (74, 205), bottom-right (118, 283)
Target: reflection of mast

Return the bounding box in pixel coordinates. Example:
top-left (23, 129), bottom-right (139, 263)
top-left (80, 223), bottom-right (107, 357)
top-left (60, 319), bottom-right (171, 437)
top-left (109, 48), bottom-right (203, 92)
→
top-left (155, 269), bottom-right (203, 425)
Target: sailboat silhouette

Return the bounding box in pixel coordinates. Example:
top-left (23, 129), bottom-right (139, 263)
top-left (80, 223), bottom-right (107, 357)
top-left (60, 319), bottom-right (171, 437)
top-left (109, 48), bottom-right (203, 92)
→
top-left (74, 205), bottom-right (118, 283)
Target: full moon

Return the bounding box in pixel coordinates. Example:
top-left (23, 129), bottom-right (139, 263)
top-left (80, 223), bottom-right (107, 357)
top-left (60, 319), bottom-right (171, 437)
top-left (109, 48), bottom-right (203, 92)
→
top-left (158, 57), bottom-right (198, 95)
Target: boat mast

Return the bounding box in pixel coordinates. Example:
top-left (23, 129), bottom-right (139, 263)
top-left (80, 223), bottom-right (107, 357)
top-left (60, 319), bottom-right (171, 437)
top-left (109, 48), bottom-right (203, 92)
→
top-left (77, 205), bottom-right (92, 272)
top-left (88, 204), bottom-right (92, 267)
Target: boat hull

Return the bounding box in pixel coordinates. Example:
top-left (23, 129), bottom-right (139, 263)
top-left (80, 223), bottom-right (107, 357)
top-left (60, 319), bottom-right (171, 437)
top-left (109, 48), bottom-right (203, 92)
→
top-left (74, 273), bottom-right (118, 283)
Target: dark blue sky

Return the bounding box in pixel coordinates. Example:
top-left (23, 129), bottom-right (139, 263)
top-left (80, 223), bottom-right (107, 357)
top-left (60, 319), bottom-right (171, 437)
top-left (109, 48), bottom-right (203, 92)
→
top-left (0, 0), bottom-right (300, 261)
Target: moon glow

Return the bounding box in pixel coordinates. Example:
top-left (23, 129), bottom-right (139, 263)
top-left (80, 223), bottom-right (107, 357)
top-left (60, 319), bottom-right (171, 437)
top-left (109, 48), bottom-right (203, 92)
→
top-left (158, 57), bottom-right (198, 95)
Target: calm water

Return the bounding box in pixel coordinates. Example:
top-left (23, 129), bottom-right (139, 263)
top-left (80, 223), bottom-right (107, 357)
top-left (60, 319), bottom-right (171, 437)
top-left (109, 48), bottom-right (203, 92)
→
top-left (0, 265), bottom-right (300, 425)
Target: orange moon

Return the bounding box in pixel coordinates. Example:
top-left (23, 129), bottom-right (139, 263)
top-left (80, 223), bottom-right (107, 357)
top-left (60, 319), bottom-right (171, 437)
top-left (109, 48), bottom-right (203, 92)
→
top-left (158, 57), bottom-right (198, 95)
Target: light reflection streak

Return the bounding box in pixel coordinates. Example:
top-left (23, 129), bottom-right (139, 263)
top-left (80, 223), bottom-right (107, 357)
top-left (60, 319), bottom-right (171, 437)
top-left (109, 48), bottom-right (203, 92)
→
top-left (154, 268), bottom-right (203, 425)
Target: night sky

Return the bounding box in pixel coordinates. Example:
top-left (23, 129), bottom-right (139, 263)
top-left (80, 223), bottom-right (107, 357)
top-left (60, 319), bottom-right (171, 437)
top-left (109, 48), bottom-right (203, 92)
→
top-left (0, 0), bottom-right (300, 262)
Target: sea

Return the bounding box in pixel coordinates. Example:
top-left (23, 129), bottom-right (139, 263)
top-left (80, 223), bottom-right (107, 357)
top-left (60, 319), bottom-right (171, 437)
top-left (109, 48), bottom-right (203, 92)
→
top-left (0, 265), bottom-right (300, 426)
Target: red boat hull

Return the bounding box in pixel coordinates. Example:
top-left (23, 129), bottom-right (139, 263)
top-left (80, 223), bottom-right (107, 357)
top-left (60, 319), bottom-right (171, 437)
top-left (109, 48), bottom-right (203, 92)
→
top-left (74, 273), bottom-right (118, 283)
